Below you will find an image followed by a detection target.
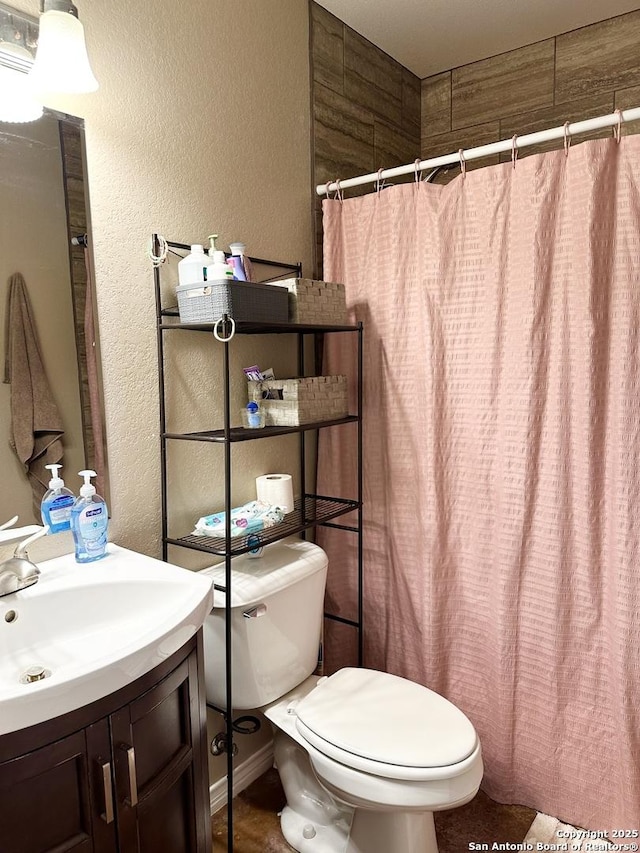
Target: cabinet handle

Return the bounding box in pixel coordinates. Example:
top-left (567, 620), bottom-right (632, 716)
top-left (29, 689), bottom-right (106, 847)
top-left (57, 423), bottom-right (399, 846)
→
top-left (99, 761), bottom-right (114, 824)
top-left (121, 744), bottom-right (139, 807)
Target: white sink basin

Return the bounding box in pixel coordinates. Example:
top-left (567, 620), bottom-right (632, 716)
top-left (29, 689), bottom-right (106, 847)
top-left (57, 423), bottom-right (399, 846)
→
top-left (0, 544), bottom-right (213, 735)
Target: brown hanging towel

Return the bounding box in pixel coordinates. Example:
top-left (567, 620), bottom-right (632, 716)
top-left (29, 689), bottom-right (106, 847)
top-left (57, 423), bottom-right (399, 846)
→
top-left (4, 272), bottom-right (64, 520)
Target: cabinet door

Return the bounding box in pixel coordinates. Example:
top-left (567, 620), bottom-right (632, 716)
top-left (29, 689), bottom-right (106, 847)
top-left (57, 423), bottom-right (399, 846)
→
top-left (111, 649), bottom-right (209, 853)
top-left (0, 726), bottom-right (116, 853)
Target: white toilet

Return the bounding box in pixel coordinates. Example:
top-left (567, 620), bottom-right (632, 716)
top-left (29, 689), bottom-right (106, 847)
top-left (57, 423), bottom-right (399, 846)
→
top-left (201, 539), bottom-right (483, 853)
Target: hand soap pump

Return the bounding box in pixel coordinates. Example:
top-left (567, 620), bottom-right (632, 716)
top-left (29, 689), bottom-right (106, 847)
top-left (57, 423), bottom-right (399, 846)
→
top-left (71, 469), bottom-right (108, 563)
top-left (41, 463), bottom-right (74, 533)
top-left (206, 234), bottom-right (233, 282)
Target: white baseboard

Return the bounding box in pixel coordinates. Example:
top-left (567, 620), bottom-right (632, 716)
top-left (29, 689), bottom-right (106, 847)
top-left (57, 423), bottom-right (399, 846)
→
top-left (209, 741), bottom-right (275, 815)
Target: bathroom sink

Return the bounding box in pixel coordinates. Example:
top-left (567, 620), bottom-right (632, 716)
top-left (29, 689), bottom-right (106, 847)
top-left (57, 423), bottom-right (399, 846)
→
top-left (0, 544), bottom-right (213, 735)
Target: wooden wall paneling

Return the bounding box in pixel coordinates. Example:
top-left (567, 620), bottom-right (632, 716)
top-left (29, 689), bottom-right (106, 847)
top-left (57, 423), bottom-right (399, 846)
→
top-left (451, 40), bottom-right (555, 129)
top-left (555, 11), bottom-right (640, 104)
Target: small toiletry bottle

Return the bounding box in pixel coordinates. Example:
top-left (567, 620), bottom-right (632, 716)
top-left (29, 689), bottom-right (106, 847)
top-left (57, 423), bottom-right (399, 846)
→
top-left (41, 463), bottom-right (75, 533)
top-left (206, 235), bottom-right (233, 282)
top-left (228, 242), bottom-right (247, 281)
top-left (229, 241), bottom-right (252, 281)
top-left (70, 469), bottom-right (108, 563)
top-left (245, 400), bottom-right (264, 429)
top-left (178, 244), bottom-right (208, 286)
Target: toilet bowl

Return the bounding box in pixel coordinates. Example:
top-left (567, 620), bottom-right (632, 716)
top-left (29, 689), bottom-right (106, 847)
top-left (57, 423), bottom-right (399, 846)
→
top-left (262, 668), bottom-right (482, 853)
top-left (201, 539), bottom-right (483, 853)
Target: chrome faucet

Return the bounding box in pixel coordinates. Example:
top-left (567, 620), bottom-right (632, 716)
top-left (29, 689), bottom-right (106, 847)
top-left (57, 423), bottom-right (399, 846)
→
top-left (0, 521), bottom-right (49, 597)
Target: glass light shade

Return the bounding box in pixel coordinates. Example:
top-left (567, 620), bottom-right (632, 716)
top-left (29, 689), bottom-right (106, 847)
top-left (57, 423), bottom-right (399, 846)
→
top-left (29, 9), bottom-right (98, 94)
top-left (0, 63), bottom-right (43, 123)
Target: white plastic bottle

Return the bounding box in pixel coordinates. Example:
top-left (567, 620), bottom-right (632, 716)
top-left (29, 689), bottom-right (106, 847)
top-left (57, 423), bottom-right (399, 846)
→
top-left (178, 244), bottom-right (208, 286)
top-left (206, 234), bottom-right (233, 282)
top-left (40, 463), bottom-right (75, 533)
top-left (70, 469), bottom-right (108, 563)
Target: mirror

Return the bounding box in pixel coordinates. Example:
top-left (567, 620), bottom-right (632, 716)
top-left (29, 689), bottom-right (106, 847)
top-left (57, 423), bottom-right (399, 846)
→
top-left (0, 108), bottom-right (106, 525)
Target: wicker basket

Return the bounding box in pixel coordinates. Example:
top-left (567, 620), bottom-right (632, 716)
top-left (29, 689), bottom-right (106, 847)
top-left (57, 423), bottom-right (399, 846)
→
top-left (248, 376), bottom-right (348, 426)
top-left (271, 278), bottom-right (347, 325)
top-left (176, 280), bottom-right (289, 324)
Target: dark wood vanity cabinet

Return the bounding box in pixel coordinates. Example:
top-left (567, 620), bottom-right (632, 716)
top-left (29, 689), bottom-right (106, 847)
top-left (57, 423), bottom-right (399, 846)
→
top-left (0, 633), bottom-right (210, 853)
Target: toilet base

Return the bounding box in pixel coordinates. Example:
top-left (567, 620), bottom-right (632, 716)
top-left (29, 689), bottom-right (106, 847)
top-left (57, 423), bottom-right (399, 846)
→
top-left (347, 809), bottom-right (438, 853)
top-left (280, 805), bottom-right (350, 853)
top-left (272, 726), bottom-right (443, 853)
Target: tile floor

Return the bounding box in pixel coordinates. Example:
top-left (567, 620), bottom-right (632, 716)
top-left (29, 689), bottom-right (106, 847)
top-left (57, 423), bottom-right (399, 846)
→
top-left (211, 768), bottom-right (536, 852)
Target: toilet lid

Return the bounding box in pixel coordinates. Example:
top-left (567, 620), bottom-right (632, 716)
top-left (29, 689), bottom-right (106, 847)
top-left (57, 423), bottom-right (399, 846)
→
top-left (295, 668), bottom-right (477, 770)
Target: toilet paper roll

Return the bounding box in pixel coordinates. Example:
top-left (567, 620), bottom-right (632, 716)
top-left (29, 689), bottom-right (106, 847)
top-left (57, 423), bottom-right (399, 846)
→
top-left (256, 474), bottom-right (294, 513)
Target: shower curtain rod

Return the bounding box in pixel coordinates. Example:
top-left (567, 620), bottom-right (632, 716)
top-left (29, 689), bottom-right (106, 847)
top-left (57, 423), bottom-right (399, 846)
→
top-left (316, 106), bottom-right (640, 196)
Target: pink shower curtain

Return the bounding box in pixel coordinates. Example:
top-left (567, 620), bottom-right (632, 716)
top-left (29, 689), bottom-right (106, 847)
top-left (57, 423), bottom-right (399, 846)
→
top-left (318, 136), bottom-right (640, 832)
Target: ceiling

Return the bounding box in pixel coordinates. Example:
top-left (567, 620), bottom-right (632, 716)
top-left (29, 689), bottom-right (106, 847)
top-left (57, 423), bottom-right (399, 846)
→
top-left (316, 0), bottom-right (640, 78)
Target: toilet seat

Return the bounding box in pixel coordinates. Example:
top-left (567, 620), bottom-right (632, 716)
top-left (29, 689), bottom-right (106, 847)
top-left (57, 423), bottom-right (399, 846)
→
top-left (294, 667), bottom-right (479, 782)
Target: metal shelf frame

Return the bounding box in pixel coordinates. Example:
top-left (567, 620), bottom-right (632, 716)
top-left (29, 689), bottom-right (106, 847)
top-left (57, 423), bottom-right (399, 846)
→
top-left (152, 235), bottom-right (363, 853)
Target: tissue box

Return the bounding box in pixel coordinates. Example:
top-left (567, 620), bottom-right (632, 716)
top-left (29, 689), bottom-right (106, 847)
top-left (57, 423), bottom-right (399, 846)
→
top-left (272, 278), bottom-right (347, 325)
top-left (248, 376), bottom-right (348, 426)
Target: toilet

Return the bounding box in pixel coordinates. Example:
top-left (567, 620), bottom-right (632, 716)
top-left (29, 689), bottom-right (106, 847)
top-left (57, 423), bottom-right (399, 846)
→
top-left (201, 539), bottom-right (483, 853)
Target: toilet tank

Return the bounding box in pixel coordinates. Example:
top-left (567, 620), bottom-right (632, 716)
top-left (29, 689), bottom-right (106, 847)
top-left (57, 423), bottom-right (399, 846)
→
top-left (200, 538), bottom-right (328, 710)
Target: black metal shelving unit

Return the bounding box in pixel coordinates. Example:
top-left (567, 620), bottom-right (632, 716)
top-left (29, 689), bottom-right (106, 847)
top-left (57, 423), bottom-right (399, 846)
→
top-left (152, 235), bottom-right (363, 853)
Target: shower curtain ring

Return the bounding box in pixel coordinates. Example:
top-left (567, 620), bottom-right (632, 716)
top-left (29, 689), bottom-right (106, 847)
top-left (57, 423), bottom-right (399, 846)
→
top-left (563, 121), bottom-right (571, 157)
top-left (458, 149), bottom-right (466, 179)
top-left (511, 135), bottom-right (518, 169)
top-left (613, 108), bottom-right (622, 143)
top-left (376, 167), bottom-right (385, 193)
top-left (334, 178), bottom-right (343, 203)
top-left (325, 181), bottom-right (332, 197)
top-left (414, 158), bottom-right (422, 183)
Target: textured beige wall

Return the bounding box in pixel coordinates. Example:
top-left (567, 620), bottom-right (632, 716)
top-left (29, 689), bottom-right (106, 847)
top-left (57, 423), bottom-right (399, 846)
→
top-left (0, 114), bottom-right (85, 526)
top-left (12, 0), bottom-right (313, 564)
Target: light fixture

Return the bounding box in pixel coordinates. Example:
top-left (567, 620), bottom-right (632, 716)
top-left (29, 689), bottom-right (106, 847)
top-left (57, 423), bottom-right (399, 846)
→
top-left (0, 6), bottom-right (43, 123)
top-left (29, 0), bottom-right (98, 95)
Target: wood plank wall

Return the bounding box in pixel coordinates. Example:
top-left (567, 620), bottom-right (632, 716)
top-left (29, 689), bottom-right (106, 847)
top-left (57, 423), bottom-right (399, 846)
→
top-left (422, 10), bottom-right (640, 181)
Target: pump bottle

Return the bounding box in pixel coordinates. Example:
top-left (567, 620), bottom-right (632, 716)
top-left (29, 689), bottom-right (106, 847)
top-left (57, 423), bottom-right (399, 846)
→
top-left (206, 234), bottom-right (233, 282)
top-left (70, 469), bottom-right (108, 563)
top-left (41, 464), bottom-right (75, 533)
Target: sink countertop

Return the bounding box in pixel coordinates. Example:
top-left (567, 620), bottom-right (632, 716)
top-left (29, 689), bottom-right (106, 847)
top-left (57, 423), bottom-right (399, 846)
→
top-left (0, 543), bottom-right (214, 736)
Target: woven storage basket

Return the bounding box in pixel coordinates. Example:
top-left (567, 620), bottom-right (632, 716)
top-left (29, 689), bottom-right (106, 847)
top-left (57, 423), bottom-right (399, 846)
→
top-left (176, 280), bottom-right (289, 324)
top-left (248, 376), bottom-right (348, 426)
top-left (271, 278), bottom-right (347, 325)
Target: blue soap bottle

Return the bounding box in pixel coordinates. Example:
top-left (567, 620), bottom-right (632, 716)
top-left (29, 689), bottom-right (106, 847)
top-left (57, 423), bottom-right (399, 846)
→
top-left (41, 463), bottom-right (75, 533)
top-left (70, 469), bottom-right (108, 563)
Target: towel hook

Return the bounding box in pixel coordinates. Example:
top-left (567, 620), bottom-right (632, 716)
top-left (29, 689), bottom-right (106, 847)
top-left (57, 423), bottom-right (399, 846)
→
top-left (613, 108), bottom-right (622, 143)
top-left (458, 149), bottom-right (466, 180)
top-left (563, 121), bottom-right (571, 157)
top-left (511, 134), bottom-right (518, 169)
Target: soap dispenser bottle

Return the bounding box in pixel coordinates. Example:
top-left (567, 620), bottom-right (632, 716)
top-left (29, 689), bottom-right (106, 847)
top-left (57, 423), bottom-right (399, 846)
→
top-left (70, 469), bottom-right (108, 563)
top-left (206, 234), bottom-right (233, 282)
top-left (41, 463), bottom-right (75, 533)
